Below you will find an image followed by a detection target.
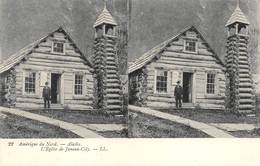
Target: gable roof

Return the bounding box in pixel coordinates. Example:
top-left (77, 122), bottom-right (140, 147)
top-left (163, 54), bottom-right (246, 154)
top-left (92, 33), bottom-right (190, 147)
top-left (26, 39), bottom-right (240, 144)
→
top-left (0, 27), bottom-right (93, 74)
top-left (128, 26), bottom-right (224, 74)
top-left (93, 4), bottom-right (117, 28)
top-left (226, 3), bottom-right (250, 27)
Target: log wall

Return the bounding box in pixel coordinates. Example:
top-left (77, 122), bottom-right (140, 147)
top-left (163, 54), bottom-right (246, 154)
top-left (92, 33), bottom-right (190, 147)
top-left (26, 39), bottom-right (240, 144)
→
top-left (129, 67), bottom-right (148, 106)
top-left (93, 36), bottom-right (123, 114)
top-left (225, 35), bottom-right (255, 113)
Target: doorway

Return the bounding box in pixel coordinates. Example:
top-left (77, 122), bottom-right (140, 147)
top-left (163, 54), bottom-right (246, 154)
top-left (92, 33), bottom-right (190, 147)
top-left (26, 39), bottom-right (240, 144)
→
top-left (51, 73), bottom-right (61, 104)
top-left (182, 72), bottom-right (193, 103)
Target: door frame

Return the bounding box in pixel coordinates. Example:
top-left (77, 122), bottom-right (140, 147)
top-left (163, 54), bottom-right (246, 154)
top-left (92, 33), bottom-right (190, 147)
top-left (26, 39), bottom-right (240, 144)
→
top-left (50, 72), bottom-right (64, 104)
top-left (182, 71), bottom-right (196, 104)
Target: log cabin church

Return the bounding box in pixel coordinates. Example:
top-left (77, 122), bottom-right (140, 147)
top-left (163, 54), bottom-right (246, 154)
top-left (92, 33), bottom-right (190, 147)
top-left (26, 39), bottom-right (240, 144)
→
top-left (0, 27), bottom-right (94, 110)
top-left (129, 2), bottom-right (256, 113)
top-left (129, 26), bottom-right (226, 110)
top-left (0, 4), bottom-right (123, 113)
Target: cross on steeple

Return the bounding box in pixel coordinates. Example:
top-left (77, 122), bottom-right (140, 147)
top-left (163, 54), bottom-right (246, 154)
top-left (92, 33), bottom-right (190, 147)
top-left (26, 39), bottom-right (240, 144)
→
top-left (104, 0), bottom-right (107, 9)
top-left (237, 0), bottom-right (240, 8)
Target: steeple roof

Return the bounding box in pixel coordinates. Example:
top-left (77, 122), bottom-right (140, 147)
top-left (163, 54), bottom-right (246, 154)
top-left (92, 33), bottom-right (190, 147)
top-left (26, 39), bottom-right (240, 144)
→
top-left (226, 1), bottom-right (250, 27)
top-left (93, 4), bottom-right (117, 28)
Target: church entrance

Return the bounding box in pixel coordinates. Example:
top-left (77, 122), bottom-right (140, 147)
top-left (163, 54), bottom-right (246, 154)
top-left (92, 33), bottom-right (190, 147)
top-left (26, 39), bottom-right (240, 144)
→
top-left (51, 73), bottom-right (61, 104)
top-left (182, 72), bottom-right (193, 103)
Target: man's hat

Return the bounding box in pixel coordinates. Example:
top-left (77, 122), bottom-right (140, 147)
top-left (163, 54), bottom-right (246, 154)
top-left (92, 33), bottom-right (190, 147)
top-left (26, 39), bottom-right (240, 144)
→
top-left (177, 81), bottom-right (180, 84)
top-left (45, 82), bottom-right (49, 85)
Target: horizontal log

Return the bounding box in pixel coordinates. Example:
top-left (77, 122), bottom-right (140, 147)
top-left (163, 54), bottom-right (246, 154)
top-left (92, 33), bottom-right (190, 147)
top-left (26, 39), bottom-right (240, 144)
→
top-left (149, 62), bottom-right (224, 72)
top-left (67, 105), bottom-right (93, 111)
top-left (160, 55), bottom-right (219, 65)
top-left (16, 97), bottom-right (43, 104)
top-left (34, 46), bottom-right (51, 53)
top-left (239, 104), bottom-right (254, 109)
top-left (147, 95), bottom-right (175, 102)
top-left (196, 99), bottom-right (225, 104)
top-left (38, 42), bottom-right (52, 48)
top-left (157, 58), bottom-right (223, 69)
top-left (199, 103), bottom-right (224, 110)
top-left (19, 63), bottom-right (92, 72)
top-left (27, 58), bottom-right (88, 69)
top-left (32, 52), bottom-right (88, 63)
top-left (31, 53), bottom-right (85, 63)
top-left (166, 47), bottom-right (215, 57)
top-left (64, 99), bottom-right (93, 105)
top-left (33, 50), bottom-right (86, 60)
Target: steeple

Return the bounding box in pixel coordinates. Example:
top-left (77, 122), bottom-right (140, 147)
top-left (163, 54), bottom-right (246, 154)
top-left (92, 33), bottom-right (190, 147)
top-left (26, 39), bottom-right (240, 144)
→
top-left (92, 1), bottom-right (123, 115)
top-left (226, 0), bottom-right (250, 36)
top-left (94, 1), bottom-right (117, 37)
top-left (225, 0), bottom-right (254, 114)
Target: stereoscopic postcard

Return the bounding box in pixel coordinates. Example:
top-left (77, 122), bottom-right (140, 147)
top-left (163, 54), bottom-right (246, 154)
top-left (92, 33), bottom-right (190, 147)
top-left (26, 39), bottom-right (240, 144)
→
top-left (0, 0), bottom-right (260, 165)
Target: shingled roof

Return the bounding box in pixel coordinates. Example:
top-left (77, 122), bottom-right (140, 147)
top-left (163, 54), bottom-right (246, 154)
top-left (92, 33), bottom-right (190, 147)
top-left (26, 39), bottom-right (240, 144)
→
top-left (93, 4), bottom-right (117, 28)
top-left (128, 26), bottom-right (224, 74)
top-left (0, 27), bottom-right (92, 74)
top-left (226, 2), bottom-right (250, 27)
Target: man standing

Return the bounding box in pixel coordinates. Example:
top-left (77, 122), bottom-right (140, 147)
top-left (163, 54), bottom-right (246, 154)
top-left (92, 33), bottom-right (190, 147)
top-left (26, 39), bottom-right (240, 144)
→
top-left (174, 81), bottom-right (183, 108)
top-left (42, 82), bottom-right (51, 109)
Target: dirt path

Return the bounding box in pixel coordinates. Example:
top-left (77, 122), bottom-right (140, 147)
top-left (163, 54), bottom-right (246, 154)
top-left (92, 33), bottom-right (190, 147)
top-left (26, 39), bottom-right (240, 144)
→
top-left (129, 105), bottom-right (234, 138)
top-left (0, 106), bottom-right (103, 138)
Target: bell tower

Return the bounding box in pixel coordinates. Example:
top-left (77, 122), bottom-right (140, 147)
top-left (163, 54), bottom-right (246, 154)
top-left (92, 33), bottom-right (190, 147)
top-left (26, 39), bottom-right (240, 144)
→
top-left (225, 1), bottom-right (254, 114)
top-left (93, 2), bottom-right (123, 114)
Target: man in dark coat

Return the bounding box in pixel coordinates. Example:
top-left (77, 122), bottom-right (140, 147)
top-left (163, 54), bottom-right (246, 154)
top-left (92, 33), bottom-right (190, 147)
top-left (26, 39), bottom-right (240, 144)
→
top-left (42, 82), bottom-right (51, 109)
top-left (174, 81), bottom-right (183, 108)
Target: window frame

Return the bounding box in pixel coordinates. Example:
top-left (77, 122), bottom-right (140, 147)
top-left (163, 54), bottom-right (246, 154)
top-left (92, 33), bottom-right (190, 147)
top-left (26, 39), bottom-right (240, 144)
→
top-left (155, 70), bottom-right (168, 94)
top-left (23, 71), bottom-right (37, 95)
top-left (52, 41), bottom-right (65, 54)
top-left (206, 73), bottom-right (216, 95)
top-left (184, 39), bottom-right (198, 53)
top-left (73, 74), bottom-right (84, 96)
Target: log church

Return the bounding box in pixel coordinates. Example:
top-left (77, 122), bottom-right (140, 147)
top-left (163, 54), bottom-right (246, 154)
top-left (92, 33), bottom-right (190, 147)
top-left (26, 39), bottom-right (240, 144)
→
top-left (0, 4), bottom-right (123, 114)
top-left (129, 2), bottom-right (256, 113)
top-left (0, 27), bottom-right (94, 110)
top-left (129, 26), bottom-right (226, 110)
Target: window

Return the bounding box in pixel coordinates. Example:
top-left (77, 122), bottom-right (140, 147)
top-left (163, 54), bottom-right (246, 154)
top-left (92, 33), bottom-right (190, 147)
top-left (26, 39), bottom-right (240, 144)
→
top-left (156, 70), bottom-right (168, 93)
top-left (206, 73), bottom-right (215, 94)
top-left (185, 40), bottom-right (196, 52)
top-left (53, 42), bottom-right (64, 53)
top-left (74, 74), bottom-right (83, 95)
top-left (24, 72), bottom-right (36, 94)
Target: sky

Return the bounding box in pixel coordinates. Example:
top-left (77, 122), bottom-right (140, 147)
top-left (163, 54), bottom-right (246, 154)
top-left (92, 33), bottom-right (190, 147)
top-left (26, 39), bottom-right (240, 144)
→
top-left (128, 0), bottom-right (259, 72)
